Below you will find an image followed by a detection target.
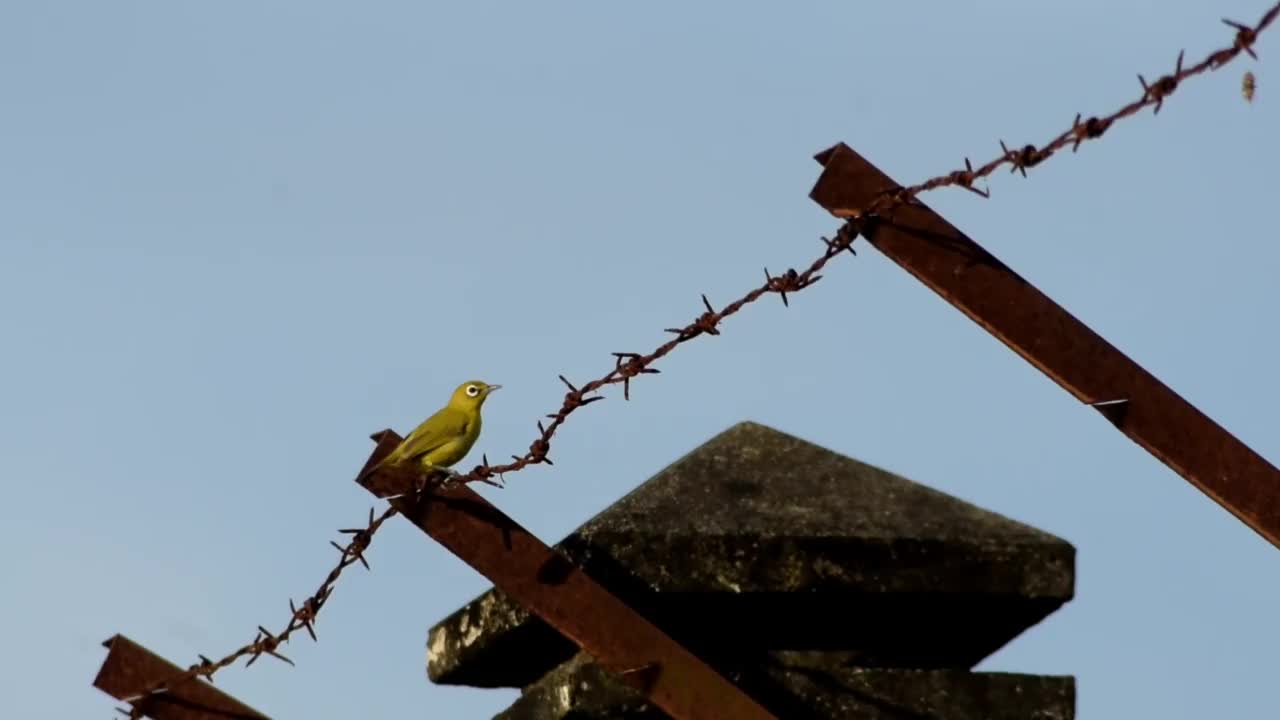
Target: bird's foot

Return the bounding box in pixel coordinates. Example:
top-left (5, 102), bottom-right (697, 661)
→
top-left (421, 464), bottom-right (463, 489)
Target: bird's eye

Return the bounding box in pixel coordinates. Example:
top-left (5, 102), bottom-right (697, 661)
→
top-left (466, 385), bottom-right (480, 397)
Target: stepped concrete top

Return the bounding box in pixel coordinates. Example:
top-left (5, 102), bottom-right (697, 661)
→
top-left (426, 421), bottom-right (1075, 687)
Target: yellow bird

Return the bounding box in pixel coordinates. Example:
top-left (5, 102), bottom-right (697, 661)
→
top-left (370, 380), bottom-right (501, 483)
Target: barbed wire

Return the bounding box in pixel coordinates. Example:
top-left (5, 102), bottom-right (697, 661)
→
top-left (835, 9), bottom-right (1277, 216)
top-left (116, 3), bottom-right (1275, 715)
top-left (449, 2), bottom-right (1277, 488)
top-left (119, 506), bottom-right (396, 706)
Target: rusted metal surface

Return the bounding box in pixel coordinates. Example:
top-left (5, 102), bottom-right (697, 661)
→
top-left (356, 430), bottom-right (779, 720)
top-left (93, 635), bottom-right (269, 720)
top-left (809, 142), bottom-right (1280, 549)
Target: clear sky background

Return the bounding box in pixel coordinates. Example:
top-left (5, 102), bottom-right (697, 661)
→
top-left (2, 2), bottom-right (1277, 718)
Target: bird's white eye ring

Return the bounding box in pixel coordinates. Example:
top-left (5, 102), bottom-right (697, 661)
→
top-left (466, 385), bottom-right (480, 397)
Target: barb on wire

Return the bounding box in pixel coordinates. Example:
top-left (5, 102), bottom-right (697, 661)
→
top-left (948, 157), bottom-right (992, 197)
top-left (611, 352), bottom-right (661, 401)
top-left (109, 3), bottom-right (1277, 714)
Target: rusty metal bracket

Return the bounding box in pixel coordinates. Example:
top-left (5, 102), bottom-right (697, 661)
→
top-left (93, 635), bottom-right (269, 720)
top-left (356, 430), bottom-right (779, 720)
top-left (810, 141), bottom-right (1280, 549)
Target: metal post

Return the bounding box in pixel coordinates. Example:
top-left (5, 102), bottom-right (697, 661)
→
top-left (810, 142), bottom-right (1280, 549)
top-left (356, 430), bottom-right (779, 720)
top-left (93, 635), bottom-right (270, 720)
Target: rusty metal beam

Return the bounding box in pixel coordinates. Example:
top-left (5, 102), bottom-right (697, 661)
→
top-left (810, 142), bottom-right (1280, 549)
top-left (355, 430), bottom-right (779, 720)
top-left (93, 635), bottom-right (269, 720)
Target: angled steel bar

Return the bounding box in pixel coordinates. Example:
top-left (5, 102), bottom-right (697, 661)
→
top-left (356, 430), bottom-right (779, 720)
top-left (809, 142), bottom-right (1280, 549)
top-left (93, 635), bottom-right (269, 720)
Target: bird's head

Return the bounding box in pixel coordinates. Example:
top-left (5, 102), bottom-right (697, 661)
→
top-left (448, 380), bottom-right (502, 411)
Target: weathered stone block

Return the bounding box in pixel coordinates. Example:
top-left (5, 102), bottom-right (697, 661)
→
top-left (427, 421), bottom-right (1074, 689)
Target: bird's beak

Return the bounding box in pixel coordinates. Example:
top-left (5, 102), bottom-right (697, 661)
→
top-left (487, 384), bottom-right (503, 393)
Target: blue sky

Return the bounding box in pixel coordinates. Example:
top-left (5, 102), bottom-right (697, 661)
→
top-left (2, 2), bottom-right (1277, 717)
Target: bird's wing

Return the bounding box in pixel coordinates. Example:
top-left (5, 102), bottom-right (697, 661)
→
top-left (387, 406), bottom-right (470, 465)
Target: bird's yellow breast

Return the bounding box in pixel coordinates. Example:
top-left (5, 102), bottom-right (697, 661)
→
top-left (417, 417), bottom-right (480, 469)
